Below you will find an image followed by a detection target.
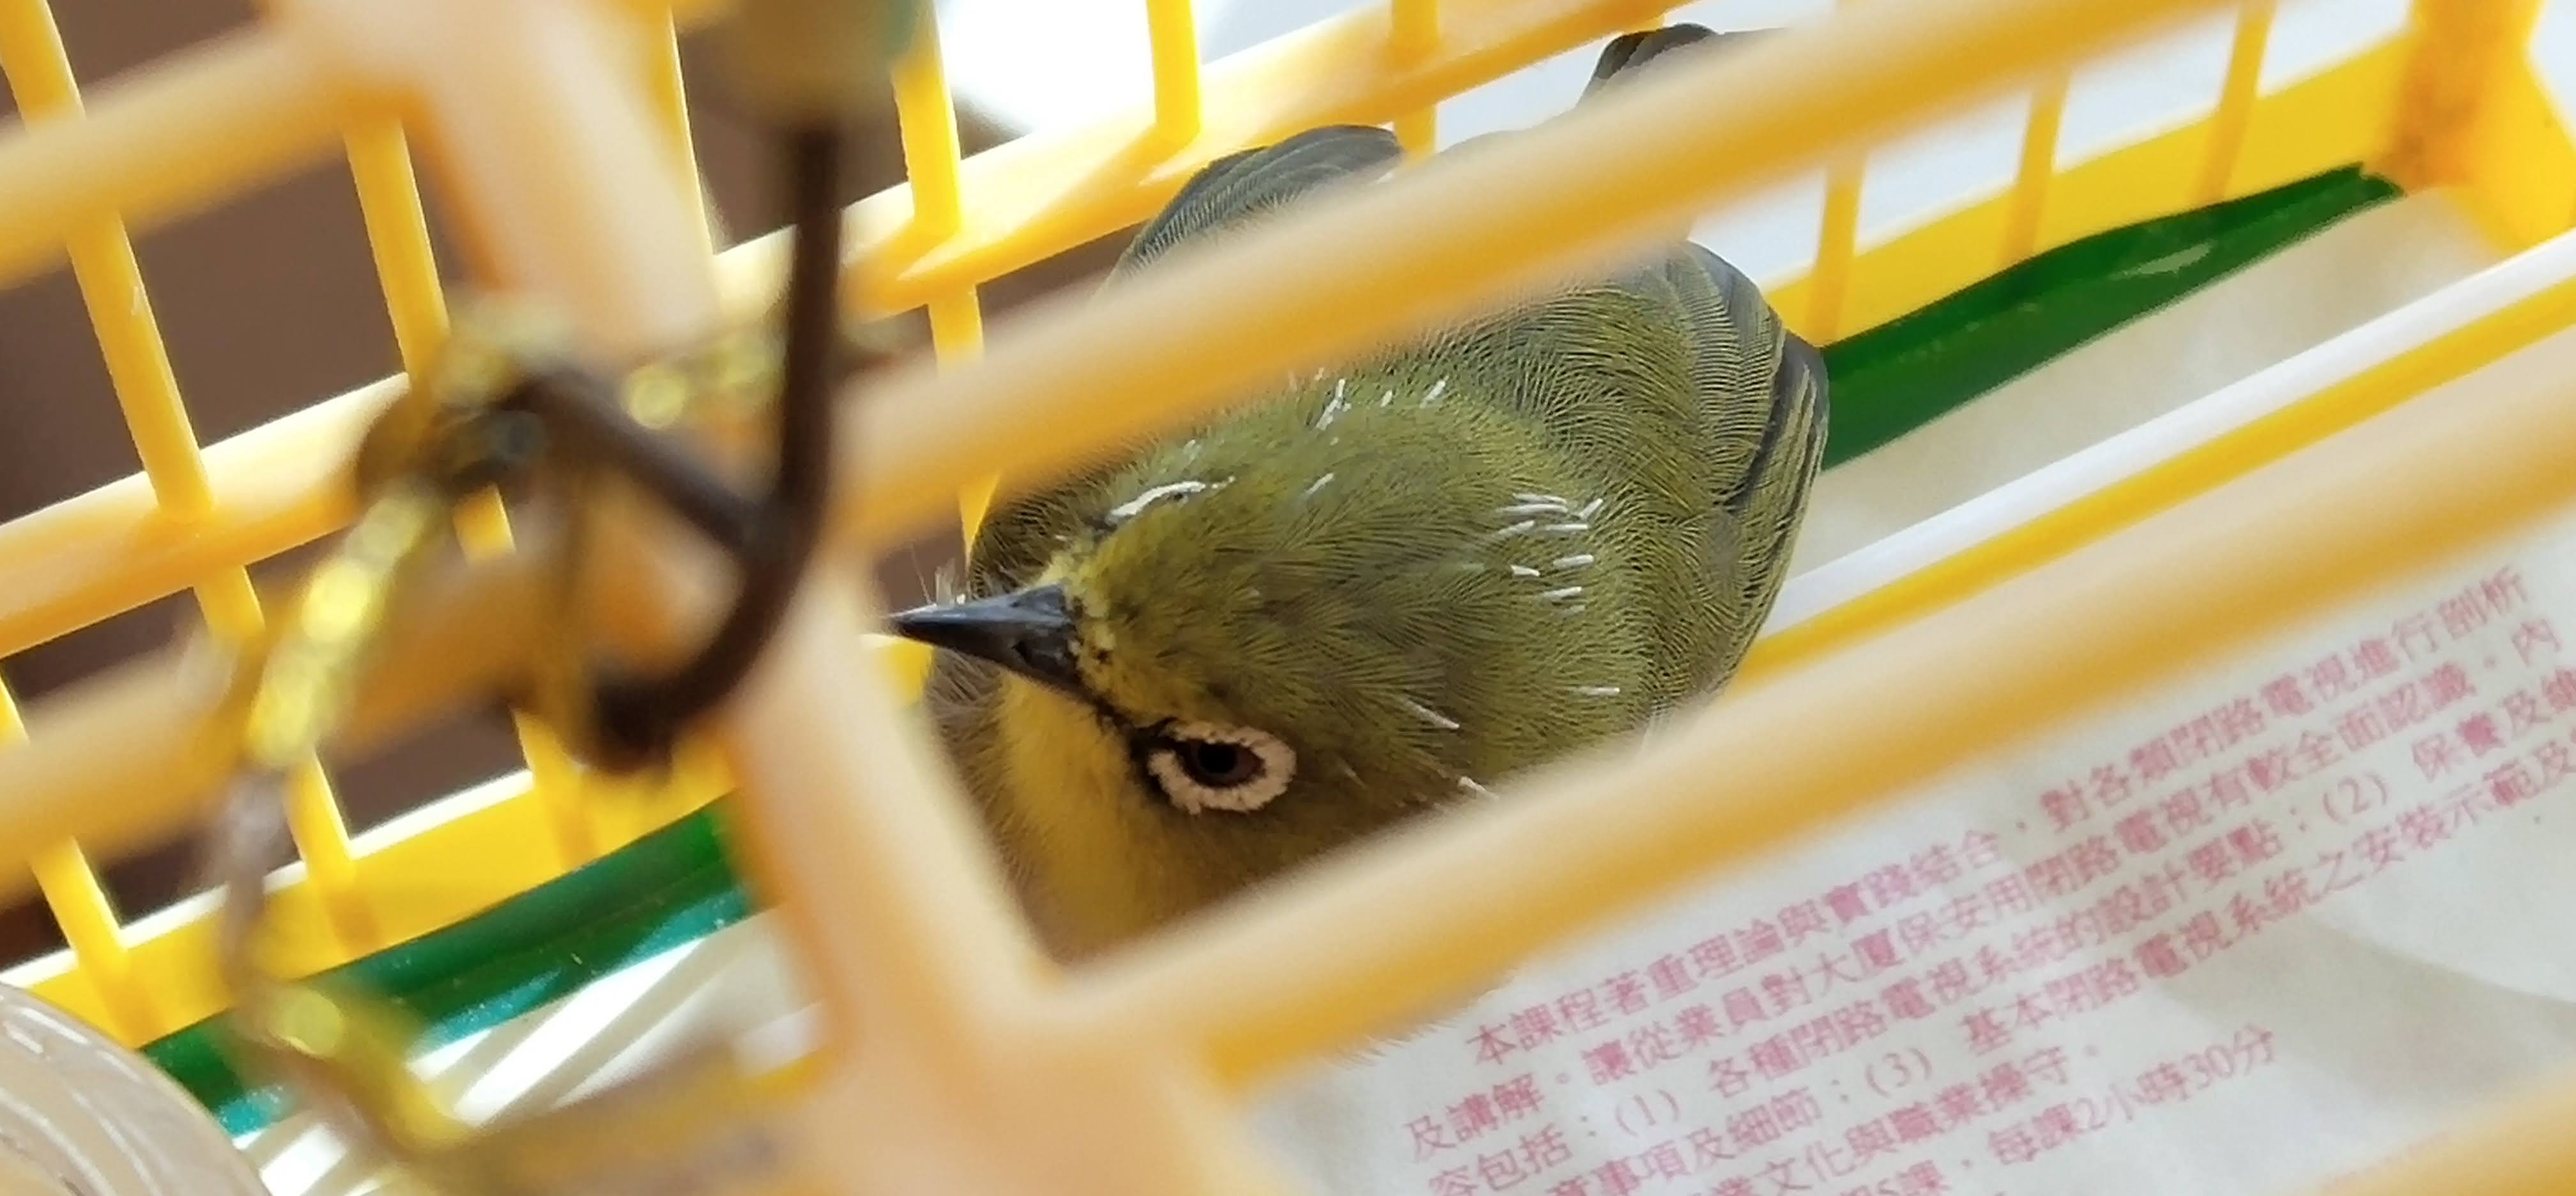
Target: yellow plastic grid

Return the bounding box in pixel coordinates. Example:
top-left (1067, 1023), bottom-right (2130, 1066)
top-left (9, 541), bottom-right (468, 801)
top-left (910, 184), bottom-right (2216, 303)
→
top-left (0, 0), bottom-right (2389, 1049)
top-left (0, 0), bottom-right (2570, 1190)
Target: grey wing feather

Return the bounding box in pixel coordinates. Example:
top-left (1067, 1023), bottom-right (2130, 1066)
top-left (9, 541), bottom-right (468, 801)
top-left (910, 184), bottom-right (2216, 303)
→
top-left (1585, 24), bottom-right (1721, 96)
top-left (1669, 242), bottom-right (1828, 672)
top-left (1675, 243), bottom-right (1828, 510)
top-left (1584, 24), bottom-right (1772, 99)
top-left (1114, 125), bottom-right (1404, 275)
top-left (1592, 23), bottom-right (1824, 537)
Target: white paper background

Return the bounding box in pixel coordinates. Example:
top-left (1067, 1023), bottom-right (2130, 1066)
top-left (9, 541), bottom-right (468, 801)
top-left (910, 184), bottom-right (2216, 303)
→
top-left (1251, 502), bottom-right (2576, 1196)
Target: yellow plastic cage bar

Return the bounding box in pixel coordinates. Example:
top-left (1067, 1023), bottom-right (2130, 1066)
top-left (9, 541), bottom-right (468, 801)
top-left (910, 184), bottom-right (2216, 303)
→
top-left (0, 0), bottom-right (2573, 1190)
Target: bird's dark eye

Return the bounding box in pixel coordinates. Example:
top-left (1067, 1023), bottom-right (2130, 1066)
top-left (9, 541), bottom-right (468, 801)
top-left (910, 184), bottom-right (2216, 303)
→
top-left (1146, 721), bottom-right (1295, 815)
top-left (1177, 739), bottom-right (1261, 788)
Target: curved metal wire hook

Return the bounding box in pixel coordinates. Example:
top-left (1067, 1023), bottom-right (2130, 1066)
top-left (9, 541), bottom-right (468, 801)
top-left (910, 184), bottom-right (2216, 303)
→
top-left (488, 117), bottom-right (856, 773)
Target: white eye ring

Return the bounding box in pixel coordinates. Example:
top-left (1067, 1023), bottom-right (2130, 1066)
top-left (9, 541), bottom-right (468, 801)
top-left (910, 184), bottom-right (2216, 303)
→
top-left (1147, 721), bottom-right (1296, 815)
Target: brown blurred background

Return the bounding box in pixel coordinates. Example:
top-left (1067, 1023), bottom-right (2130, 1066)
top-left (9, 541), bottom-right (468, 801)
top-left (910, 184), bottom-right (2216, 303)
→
top-left (0, 1), bottom-right (1130, 963)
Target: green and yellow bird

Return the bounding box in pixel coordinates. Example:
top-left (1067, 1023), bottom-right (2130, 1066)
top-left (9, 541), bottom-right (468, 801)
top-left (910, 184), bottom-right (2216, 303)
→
top-left (893, 24), bottom-right (1827, 960)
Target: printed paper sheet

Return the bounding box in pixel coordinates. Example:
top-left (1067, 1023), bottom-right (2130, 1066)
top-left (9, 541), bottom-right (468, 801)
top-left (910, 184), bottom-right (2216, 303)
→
top-left (1254, 516), bottom-right (2576, 1196)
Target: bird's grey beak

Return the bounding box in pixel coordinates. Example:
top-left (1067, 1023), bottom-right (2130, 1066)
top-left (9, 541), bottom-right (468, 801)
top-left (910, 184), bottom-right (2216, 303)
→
top-left (889, 583), bottom-right (1085, 696)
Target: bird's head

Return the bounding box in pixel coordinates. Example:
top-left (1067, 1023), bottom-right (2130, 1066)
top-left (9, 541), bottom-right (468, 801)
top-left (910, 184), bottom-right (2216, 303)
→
top-left (894, 372), bottom-right (1648, 958)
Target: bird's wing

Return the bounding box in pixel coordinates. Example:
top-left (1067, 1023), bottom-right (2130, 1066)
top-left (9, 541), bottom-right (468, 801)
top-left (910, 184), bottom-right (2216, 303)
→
top-left (1664, 242), bottom-right (1829, 520)
top-left (1113, 125), bottom-right (1404, 275)
top-left (1592, 20), bottom-right (1826, 528)
top-left (1594, 25), bottom-right (1828, 681)
top-left (1683, 243), bottom-right (1828, 649)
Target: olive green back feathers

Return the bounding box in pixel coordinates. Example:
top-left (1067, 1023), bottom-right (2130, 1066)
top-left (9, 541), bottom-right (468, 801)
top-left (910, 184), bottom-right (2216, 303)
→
top-left (912, 24), bottom-right (1827, 957)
